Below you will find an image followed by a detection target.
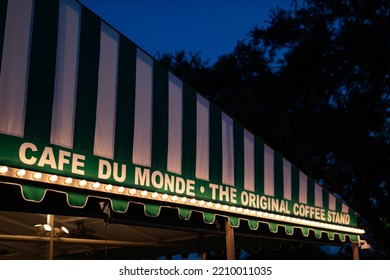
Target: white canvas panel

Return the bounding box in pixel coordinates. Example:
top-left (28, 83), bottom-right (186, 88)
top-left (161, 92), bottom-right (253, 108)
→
top-left (132, 49), bottom-right (153, 166)
top-left (264, 144), bottom-right (274, 196)
top-left (243, 130), bottom-right (255, 191)
top-left (167, 73), bottom-right (183, 174)
top-left (51, 0), bottom-right (80, 148)
top-left (222, 113), bottom-right (234, 186)
top-left (0, 0), bottom-right (34, 136)
top-left (93, 23), bottom-right (119, 159)
top-left (283, 159), bottom-right (292, 200)
top-left (195, 94), bottom-right (209, 181)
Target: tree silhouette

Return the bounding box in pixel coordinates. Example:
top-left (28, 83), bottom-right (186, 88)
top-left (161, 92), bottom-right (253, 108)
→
top-left (158, 0), bottom-right (389, 258)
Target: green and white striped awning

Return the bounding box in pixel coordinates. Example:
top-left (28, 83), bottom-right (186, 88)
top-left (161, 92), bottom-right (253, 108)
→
top-left (0, 0), bottom-right (363, 242)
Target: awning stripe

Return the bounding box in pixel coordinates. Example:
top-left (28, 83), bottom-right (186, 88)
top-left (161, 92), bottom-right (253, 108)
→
top-left (93, 22), bottom-right (119, 160)
top-left (0, 0), bottom-right (33, 137)
top-left (73, 5), bottom-right (100, 154)
top-left (50, 0), bottom-right (80, 149)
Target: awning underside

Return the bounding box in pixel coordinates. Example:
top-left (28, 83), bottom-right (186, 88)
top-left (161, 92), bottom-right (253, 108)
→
top-left (0, 180), bottom-right (359, 243)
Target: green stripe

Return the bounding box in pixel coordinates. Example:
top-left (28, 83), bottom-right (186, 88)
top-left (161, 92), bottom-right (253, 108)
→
top-left (151, 61), bottom-right (169, 169)
top-left (254, 138), bottom-right (264, 194)
top-left (73, 7), bottom-right (100, 153)
top-left (0, 0), bottom-right (7, 74)
top-left (291, 165), bottom-right (300, 203)
top-left (209, 103), bottom-right (222, 183)
top-left (181, 84), bottom-right (196, 178)
top-left (24, 0), bottom-right (59, 141)
top-left (336, 198), bottom-right (342, 212)
top-left (274, 151), bottom-right (284, 199)
top-left (114, 36), bottom-right (136, 161)
top-left (322, 189), bottom-right (329, 210)
top-left (233, 121), bottom-right (244, 189)
top-left (307, 177), bottom-right (315, 205)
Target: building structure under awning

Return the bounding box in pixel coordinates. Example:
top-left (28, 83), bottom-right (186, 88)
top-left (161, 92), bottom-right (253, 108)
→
top-left (0, 0), bottom-right (364, 260)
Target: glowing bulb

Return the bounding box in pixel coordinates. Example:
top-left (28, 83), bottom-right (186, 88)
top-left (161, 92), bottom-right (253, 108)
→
top-left (207, 202), bottom-right (213, 208)
top-left (33, 172), bottom-right (42, 180)
top-left (64, 177), bottom-right (73, 185)
top-left (117, 186), bottom-right (125, 193)
top-left (129, 188), bottom-right (136, 195)
top-left (0, 166), bottom-right (8, 174)
top-left (92, 182), bottom-right (100, 189)
top-left (161, 194), bottom-right (168, 200)
top-left (105, 184), bottom-right (113, 191)
top-left (222, 205), bottom-right (229, 210)
top-left (48, 175), bottom-right (58, 182)
top-left (78, 180), bottom-right (87, 187)
top-left (190, 198), bottom-right (197, 204)
top-left (198, 200), bottom-right (205, 206)
top-left (215, 203), bottom-right (221, 209)
top-left (140, 190), bottom-right (148, 197)
top-left (171, 195), bottom-right (178, 201)
top-left (229, 206), bottom-right (236, 211)
top-left (180, 197), bottom-right (187, 203)
top-left (151, 192), bottom-right (159, 199)
top-left (16, 169), bottom-right (26, 177)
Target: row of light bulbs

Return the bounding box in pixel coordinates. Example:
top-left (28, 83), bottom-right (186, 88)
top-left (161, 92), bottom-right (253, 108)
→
top-left (0, 165), bottom-right (365, 235)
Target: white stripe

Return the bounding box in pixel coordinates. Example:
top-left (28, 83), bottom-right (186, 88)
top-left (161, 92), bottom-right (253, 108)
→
top-left (329, 194), bottom-right (336, 210)
top-left (264, 144), bottom-right (274, 196)
top-left (93, 23), bottom-right (119, 159)
top-left (342, 203), bottom-right (349, 213)
top-left (51, 0), bottom-right (80, 148)
top-left (195, 94), bottom-right (209, 181)
top-left (299, 172), bottom-right (307, 204)
top-left (283, 159), bottom-right (292, 200)
top-left (0, 0), bottom-right (34, 136)
top-left (243, 130), bottom-right (255, 191)
top-left (222, 113), bottom-right (234, 186)
top-left (167, 73), bottom-right (183, 174)
top-left (132, 49), bottom-right (153, 166)
top-left (314, 183), bottom-right (323, 207)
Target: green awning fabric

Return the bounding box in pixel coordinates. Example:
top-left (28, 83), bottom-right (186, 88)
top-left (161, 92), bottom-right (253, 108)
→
top-left (1, 181), bottom-right (359, 243)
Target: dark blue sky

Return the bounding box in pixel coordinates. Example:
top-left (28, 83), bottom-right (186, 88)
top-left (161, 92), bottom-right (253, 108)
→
top-left (78, 0), bottom-right (293, 63)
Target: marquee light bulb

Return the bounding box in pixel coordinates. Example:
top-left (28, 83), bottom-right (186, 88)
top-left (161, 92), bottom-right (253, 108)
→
top-left (0, 166), bottom-right (8, 174)
top-left (64, 177), bottom-right (73, 185)
top-left (140, 190), bottom-right (148, 197)
top-left (16, 169), bottom-right (26, 177)
top-left (92, 182), bottom-right (100, 189)
top-left (151, 192), bottom-right (159, 199)
top-left (105, 184), bottom-right (113, 191)
top-left (161, 194), bottom-right (168, 200)
top-left (32, 172), bottom-right (42, 180)
top-left (129, 188), bottom-right (136, 195)
top-left (48, 175), bottom-right (58, 182)
top-left (78, 180), bottom-right (87, 187)
top-left (190, 198), bottom-right (197, 204)
top-left (117, 186), bottom-right (125, 193)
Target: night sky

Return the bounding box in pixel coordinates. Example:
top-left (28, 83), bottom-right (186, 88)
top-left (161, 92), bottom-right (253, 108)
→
top-left (77, 0), bottom-right (293, 63)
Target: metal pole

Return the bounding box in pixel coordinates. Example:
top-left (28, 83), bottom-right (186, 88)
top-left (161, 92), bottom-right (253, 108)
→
top-left (46, 214), bottom-right (54, 260)
top-left (225, 220), bottom-right (235, 260)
